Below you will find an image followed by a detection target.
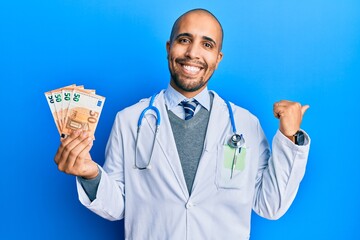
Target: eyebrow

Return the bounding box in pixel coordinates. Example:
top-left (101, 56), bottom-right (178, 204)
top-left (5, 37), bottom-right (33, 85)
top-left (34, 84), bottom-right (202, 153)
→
top-left (175, 33), bottom-right (217, 46)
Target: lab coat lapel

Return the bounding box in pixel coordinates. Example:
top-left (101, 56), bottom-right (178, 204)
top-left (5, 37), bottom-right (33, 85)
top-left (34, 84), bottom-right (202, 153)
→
top-left (203, 92), bottom-right (230, 151)
top-left (144, 91), bottom-right (189, 198)
top-left (191, 92), bottom-right (230, 194)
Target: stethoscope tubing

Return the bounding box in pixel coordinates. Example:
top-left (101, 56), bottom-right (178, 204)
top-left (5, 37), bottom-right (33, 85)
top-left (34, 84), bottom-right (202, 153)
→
top-left (134, 94), bottom-right (244, 171)
top-left (138, 94), bottom-right (161, 128)
top-left (225, 100), bottom-right (237, 134)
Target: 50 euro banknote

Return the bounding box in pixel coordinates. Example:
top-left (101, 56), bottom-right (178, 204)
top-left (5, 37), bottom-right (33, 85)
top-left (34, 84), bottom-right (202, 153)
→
top-left (45, 85), bottom-right (105, 138)
top-left (44, 84), bottom-right (76, 134)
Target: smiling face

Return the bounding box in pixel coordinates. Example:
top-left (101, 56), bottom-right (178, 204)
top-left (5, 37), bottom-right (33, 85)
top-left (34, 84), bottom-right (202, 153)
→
top-left (166, 10), bottom-right (223, 98)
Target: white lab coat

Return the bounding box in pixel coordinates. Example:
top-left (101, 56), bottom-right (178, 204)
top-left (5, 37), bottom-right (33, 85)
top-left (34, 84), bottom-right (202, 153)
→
top-left (77, 90), bottom-right (310, 240)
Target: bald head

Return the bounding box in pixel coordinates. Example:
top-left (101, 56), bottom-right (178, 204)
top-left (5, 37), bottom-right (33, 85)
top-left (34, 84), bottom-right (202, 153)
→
top-left (169, 9), bottom-right (224, 50)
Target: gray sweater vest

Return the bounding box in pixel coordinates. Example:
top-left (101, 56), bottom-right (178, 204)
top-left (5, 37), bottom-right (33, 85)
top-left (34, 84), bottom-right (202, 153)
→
top-left (167, 99), bottom-right (212, 194)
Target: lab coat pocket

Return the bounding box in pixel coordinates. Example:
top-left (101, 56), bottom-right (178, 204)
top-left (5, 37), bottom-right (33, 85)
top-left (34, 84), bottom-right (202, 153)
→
top-left (215, 144), bottom-right (250, 189)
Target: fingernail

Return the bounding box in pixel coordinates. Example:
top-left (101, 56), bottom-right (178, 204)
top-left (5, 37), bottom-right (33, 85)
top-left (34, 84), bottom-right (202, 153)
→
top-left (81, 131), bottom-right (88, 137)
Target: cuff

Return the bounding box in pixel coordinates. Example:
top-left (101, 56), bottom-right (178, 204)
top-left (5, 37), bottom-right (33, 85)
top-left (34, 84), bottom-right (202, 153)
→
top-left (276, 129), bottom-right (310, 148)
top-left (77, 166), bottom-right (102, 202)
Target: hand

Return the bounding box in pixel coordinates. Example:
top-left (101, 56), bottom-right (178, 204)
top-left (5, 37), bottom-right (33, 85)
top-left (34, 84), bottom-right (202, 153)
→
top-left (273, 100), bottom-right (309, 142)
top-left (54, 130), bottom-right (99, 179)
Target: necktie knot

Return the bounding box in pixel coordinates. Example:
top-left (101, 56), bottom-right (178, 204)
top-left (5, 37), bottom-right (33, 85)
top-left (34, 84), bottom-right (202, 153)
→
top-left (180, 99), bottom-right (199, 120)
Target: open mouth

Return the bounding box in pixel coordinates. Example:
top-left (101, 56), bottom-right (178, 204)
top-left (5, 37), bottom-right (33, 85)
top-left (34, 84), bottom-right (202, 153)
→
top-left (181, 64), bottom-right (202, 75)
top-left (174, 58), bottom-right (206, 76)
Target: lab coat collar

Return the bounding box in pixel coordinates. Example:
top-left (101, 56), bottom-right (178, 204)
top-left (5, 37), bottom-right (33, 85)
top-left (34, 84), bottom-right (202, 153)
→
top-left (164, 84), bottom-right (211, 112)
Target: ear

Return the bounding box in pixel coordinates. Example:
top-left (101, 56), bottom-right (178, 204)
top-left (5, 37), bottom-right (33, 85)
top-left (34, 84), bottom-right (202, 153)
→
top-left (215, 51), bottom-right (223, 69)
top-left (166, 41), bottom-right (171, 55)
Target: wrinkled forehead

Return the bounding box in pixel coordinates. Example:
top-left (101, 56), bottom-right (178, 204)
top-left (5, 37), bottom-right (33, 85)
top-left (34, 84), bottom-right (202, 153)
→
top-left (172, 11), bottom-right (223, 47)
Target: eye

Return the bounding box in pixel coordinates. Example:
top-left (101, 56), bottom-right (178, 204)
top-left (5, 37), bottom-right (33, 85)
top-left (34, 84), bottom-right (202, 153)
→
top-left (178, 38), bottom-right (190, 44)
top-left (203, 42), bottom-right (213, 48)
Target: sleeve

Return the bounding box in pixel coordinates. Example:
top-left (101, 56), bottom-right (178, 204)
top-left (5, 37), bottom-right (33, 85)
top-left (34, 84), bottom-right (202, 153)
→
top-left (252, 119), bottom-right (310, 220)
top-left (77, 167), bottom-right (102, 202)
top-left (76, 112), bottom-right (126, 221)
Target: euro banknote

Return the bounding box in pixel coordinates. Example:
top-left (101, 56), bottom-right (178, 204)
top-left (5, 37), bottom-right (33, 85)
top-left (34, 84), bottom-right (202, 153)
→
top-left (45, 85), bottom-right (105, 138)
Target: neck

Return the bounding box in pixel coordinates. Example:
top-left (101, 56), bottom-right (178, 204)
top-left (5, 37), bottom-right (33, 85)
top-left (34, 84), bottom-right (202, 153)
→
top-left (170, 81), bottom-right (206, 98)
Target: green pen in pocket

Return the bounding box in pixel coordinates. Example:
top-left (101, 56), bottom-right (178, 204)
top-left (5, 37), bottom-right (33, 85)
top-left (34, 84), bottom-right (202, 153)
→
top-left (223, 145), bottom-right (246, 171)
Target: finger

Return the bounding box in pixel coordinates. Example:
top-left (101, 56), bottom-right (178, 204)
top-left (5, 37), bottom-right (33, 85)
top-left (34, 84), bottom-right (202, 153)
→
top-left (58, 136), bottom-right (92, 174)
top-left (78, 139), bottom-right (93, 160)
top-left (67, 137), bottom-right (93, 169)
top-left (54, 130), bottom-right (82, 164)
top-left (62, 129), bottom-right (82, 143)
top-left (273, 105), bottom-right (280, 118)
top-left (275, 100), bottom-right (291, 107)
top-left (72, 141), bottom-right (98, 178)
top-left (301, 105), bottom-right (310, 115)
top-left (56, 131), bottom-right (90, 166)
top-left (75, 136), bottom-right (93, 162)
top-left (273, 106), bottom-right (287, 119)
top-left (61, 131), bottom-right (90, 162)
top-left (273, 101), bottom-right (290, 112)
top-left (73, 140), bottom-right (94, 169)
top-left (273, 103), bottom-right (280, 118)
top-left (273, 110), bottom-right (281, 119)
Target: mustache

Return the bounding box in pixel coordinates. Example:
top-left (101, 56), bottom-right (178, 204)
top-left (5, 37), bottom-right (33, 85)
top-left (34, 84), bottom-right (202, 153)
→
top-left (175, 58), bottom-right (207, 69)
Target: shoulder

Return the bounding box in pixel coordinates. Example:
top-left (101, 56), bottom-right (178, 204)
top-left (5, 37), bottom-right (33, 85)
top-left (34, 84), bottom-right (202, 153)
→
top-left (114, 90), bottom-right (164, 122)
top-left (232, 103), bottom-right (259, 124)
top-left (211, 90), bottom-right (259, 124)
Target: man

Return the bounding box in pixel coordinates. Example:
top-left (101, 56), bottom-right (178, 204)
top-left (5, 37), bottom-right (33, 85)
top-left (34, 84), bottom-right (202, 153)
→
top-left (55, 9), bottom-right (310, 239)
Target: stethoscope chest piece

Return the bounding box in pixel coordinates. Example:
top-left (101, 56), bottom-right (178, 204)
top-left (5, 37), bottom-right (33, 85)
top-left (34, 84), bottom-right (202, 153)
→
top-left (228, 133), bottom-right (245, 149)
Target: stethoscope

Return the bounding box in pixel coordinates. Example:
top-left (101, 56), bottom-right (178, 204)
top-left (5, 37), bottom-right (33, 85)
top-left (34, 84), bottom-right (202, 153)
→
top-left (134, 94), bottom-right (245, 177)
top-left (225, 100), bottom-right (246, 178)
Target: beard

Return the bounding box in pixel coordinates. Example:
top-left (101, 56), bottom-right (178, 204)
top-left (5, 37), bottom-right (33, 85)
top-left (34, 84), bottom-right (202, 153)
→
top-left (170, 72), bottom-right (209, 92)
top-left (169, 57), bottom-right (214, 92)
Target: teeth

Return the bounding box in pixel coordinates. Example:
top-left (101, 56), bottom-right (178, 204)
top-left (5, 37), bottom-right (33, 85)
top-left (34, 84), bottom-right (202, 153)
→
top-left (183, 65), bottom-right (200, 73)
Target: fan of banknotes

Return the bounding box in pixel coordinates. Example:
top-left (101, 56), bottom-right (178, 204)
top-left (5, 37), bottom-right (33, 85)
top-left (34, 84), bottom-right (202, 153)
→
top-left (44, 84), bottom-right (105, 138)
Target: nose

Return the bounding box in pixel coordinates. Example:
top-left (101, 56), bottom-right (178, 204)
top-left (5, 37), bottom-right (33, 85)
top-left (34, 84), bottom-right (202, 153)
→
top-left (185, 43), bottom-right (200, 59)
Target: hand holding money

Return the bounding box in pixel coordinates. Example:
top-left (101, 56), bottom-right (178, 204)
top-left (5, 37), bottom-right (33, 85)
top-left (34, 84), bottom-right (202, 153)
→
top-left (45, 84), bottom-right (105, 178)
top-left (54, 130), bottom-right (99, 179)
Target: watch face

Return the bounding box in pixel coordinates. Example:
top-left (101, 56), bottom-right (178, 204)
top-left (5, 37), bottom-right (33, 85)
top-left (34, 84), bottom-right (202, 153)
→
top-left (294, 131), bottom-right (305, 145)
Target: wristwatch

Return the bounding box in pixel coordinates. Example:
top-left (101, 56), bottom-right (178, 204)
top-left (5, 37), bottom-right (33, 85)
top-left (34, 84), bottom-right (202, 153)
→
top-left (293, 130), bottom-right (304, 145)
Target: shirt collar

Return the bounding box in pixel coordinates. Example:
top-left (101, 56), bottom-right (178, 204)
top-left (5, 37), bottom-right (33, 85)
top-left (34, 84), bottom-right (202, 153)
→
top-left (164, 84), bottom-right (211, 111)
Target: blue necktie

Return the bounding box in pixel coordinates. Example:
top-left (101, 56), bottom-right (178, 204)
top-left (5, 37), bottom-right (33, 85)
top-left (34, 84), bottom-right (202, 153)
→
top-left (180, 99), bottom-right (199, 120)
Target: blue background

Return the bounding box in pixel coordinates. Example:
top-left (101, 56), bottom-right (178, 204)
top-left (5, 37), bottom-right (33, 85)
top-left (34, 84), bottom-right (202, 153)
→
top-left (1, 0), bottom-right (359, 239)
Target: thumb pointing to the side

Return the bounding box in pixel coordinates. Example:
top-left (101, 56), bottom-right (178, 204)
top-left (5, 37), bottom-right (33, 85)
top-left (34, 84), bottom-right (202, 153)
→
top-left (301, 105), bottom-right (310, 116)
